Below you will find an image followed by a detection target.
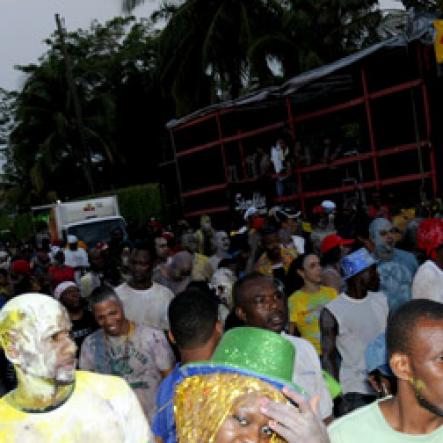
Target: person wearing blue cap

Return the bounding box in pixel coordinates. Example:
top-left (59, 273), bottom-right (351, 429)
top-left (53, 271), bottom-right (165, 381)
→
top-left (320, 248), bottom-right (389, 415)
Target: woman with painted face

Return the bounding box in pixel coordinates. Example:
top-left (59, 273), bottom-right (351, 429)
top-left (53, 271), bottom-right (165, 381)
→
top-left (286, 254), bottom-right (337, 355)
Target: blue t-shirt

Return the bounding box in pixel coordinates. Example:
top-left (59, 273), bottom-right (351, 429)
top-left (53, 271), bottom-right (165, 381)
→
top-left (152, 364), bottom-right (183, 443)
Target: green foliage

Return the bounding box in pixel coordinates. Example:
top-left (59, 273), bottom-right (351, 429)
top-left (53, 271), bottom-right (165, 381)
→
top-left (114, 183), bottom-right (165, 225)
top-left (6, 16), bottom-right (172, 209)
top-left (0, 211), bottom-right (35, 242)
top-left (89, 183), bottom-right (164, 226)
top-left (12, 213), bottom-right (35, 241)
top-left (121, 0), bottom-right (146, 14)
top-left (155, 0), bottom-right (382, 115)
top-left (401, 0), bottom-right (443, 11)
top-left (3, 1), bottom-right (386, 212)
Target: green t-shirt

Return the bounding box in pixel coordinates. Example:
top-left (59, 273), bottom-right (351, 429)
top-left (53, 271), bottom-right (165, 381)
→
top-left (328, 399), bottom-right (443, 443)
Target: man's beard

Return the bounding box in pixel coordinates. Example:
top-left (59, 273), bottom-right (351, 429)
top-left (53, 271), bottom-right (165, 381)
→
top-left (415, 388), bottom-right (443, 417)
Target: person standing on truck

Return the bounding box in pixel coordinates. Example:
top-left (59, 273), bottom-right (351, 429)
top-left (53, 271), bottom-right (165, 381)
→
top-left (64, 235), bottom-right (89, 284)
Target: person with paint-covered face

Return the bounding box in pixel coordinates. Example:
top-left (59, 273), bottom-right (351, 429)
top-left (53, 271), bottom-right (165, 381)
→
top-left (209, 231), bottom-right (232, 270)
top-left (328, 299), bottom-right (443, 442)
top-left (181, 231), bottom-right (214, 282)
top-left (153, 250), bottom-right (194, 296)
top-left (0, 293), bottom-right (153, 442)
top-left (369, 217), bottom-right (418, 312)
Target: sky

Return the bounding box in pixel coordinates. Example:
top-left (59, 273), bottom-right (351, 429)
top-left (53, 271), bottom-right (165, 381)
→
top-left (0, 0), bottom-right (160, 91)
top-left (0, 0), bottom-right (404, 92)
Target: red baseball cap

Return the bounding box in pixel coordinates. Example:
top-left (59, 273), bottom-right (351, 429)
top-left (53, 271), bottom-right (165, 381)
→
top-left (11, 259), bottom-right (31, 276)
top-left (321, 234), bottom-right (354, 254)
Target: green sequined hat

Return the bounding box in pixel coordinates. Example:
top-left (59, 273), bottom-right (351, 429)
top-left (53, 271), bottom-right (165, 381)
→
top-left (181, 327), bottom-right (303, 393)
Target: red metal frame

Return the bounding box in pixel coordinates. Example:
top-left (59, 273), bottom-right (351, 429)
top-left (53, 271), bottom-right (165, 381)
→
top-left (184, 206), bottom-right (230, 218)
top-left (216, 112), bottom-right (229, 184)
top-left (361, 67), bottom-right (381, 189)
top-left (237, 130), bottom-right (247, 179)
top-left (168, 43), bottom-right (438, 219)
top-left (182, 183), bottom-right (227, 198)
top-left (286, 97), bottom-right (305, 214)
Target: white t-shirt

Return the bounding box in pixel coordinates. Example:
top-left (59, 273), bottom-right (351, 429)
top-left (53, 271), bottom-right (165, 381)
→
top-left (63, 248), bottom-right (89, 269)
top-left (270, 145), bottom-right (286, 174)
top-left (281, 332), bottom-right (333, 420)
top-left (64, 248), bottom-right (89, 284)
top-left (412, 260), bottom-right (443, 303)
top-left (0, 371), bottom-right (153, 443)
top-left (325, 291), bottom-right (388, 395)
top-left (115, 282), bottom-right (174, 331)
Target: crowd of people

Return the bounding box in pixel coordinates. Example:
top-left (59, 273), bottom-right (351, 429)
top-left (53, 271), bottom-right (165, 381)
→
top-left (0, 195), bottom-right (443, 442)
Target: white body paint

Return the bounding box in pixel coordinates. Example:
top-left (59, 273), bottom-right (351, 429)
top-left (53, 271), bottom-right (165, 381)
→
top-left (0, 293), bottom-right (76, 385)
top-left (0, 371), bottom-right (153, 443)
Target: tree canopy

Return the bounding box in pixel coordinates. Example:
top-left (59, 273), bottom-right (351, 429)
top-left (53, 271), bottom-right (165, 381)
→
top-left (4, 0), bottom-right (430, 207)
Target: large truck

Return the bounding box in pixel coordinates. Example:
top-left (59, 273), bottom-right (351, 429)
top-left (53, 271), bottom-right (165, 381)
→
top-left (31, 196), bottom-right (127, 248)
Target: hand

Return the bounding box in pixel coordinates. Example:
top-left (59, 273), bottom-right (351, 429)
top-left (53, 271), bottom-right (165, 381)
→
top-left (260, 387), bottom-right (330, 443)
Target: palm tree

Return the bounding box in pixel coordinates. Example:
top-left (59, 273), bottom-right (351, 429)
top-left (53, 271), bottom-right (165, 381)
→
top-left (121, 0), bottom-right (146, 14)
top-left (154, 0), bottom-right (383, 115)
top-left (155, 0), bottom-right (284, 115)
top-left (6, 16), bottom-right (170, 204)
top-left (401, 0), bottom-right (443, 10)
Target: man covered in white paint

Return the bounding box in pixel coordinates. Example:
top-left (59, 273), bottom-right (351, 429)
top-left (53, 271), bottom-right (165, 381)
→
top-left (0, 293), bottom-right (153, 443)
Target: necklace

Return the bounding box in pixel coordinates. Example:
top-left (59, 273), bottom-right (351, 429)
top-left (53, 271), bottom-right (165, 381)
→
top-left (7, 382), bottom-right (75, 413)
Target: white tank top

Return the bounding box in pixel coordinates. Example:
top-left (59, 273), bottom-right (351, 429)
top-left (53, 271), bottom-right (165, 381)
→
top-left (325, 291), bottom-right (388, 395)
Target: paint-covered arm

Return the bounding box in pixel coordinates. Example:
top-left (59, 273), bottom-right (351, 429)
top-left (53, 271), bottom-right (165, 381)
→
top-left (320, 308), bottom-right (339, 382)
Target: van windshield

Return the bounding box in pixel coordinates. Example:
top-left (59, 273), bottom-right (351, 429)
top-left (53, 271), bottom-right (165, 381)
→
top-left (67, 219), bottom-right (127, 248)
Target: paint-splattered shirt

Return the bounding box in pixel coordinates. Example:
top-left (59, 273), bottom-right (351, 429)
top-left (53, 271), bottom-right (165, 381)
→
top-left (375, 248), bottom-right (418, 312)
top-left (288, 286), bottom-right (337, 354)
top-left (0, 371), bottom-right (153, 442)
top-left (79, 323), bottom-right (175, 422)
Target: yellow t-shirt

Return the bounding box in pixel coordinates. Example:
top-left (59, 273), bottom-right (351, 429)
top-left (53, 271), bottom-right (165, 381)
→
top-left (254, 247), bottom-right (298, 277)
top-left (288, 286), bottom-right (337, 354)
top-left (0, 371), bottom-right (153, 443)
